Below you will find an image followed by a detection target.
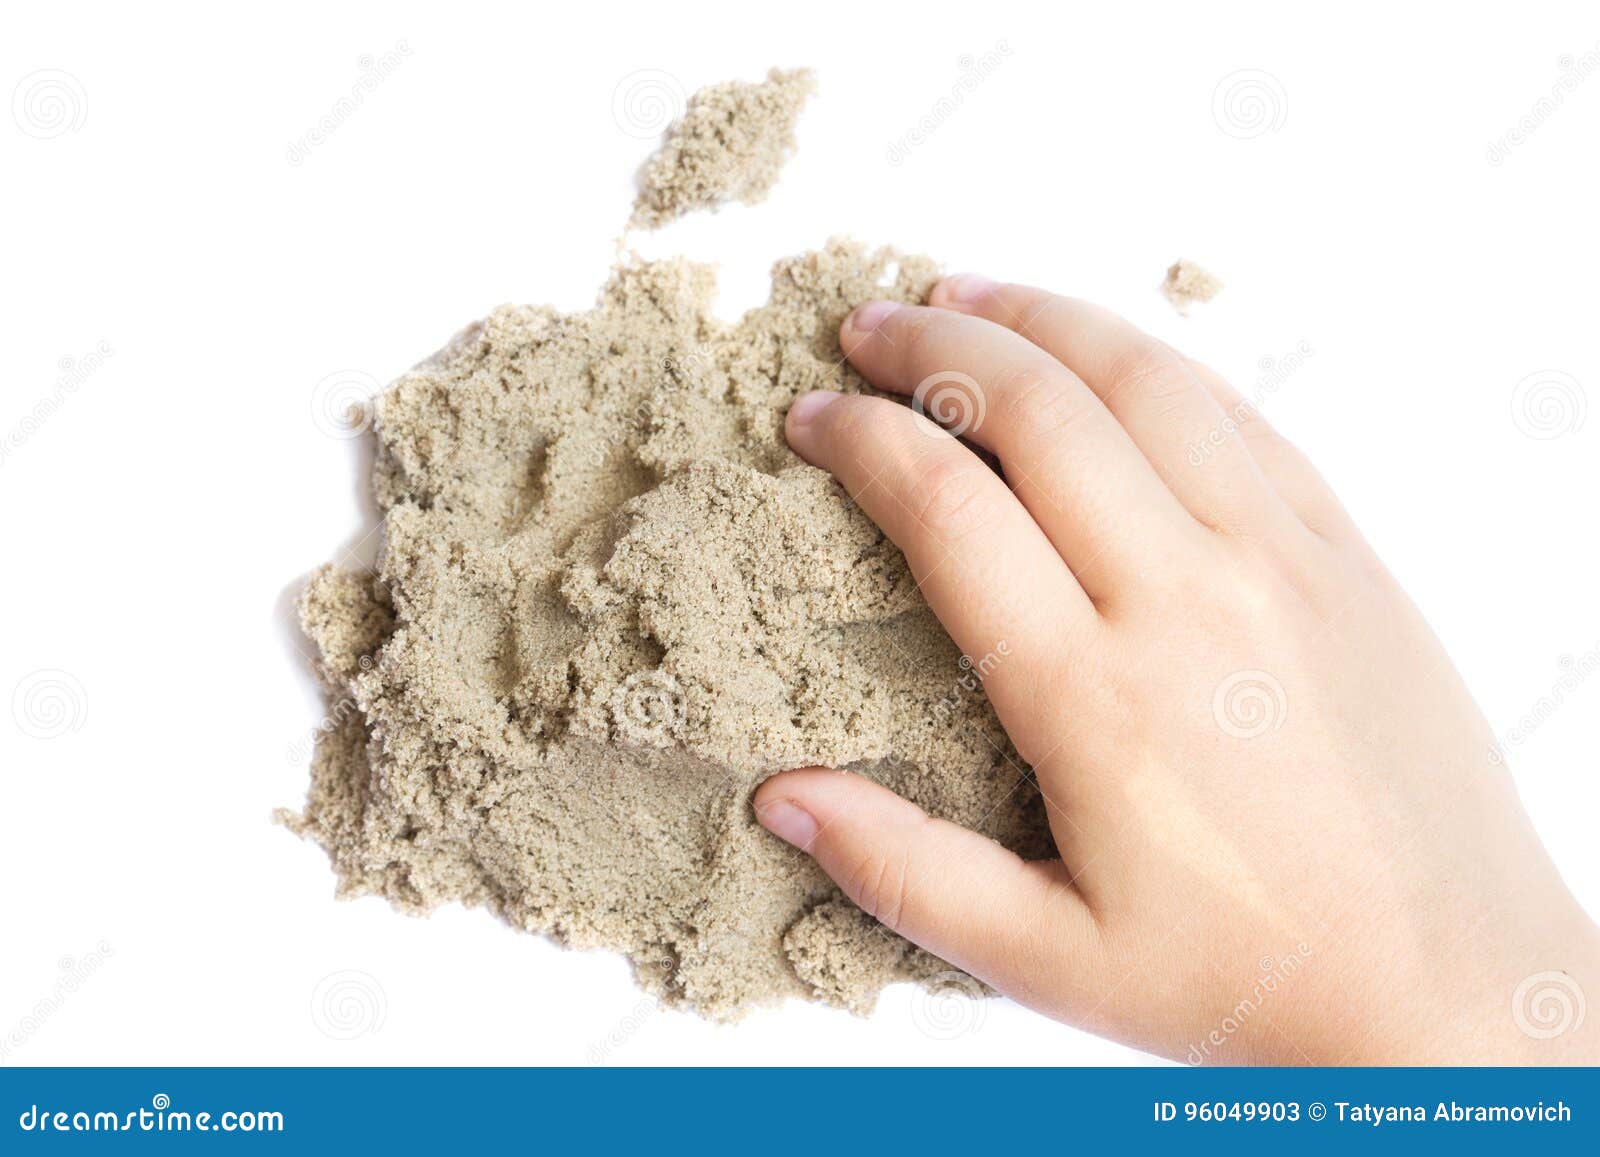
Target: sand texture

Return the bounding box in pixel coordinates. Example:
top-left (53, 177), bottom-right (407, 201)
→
top-left (1161, 258), bottom-right (1224, 314)
top-left (630, 68), bottom-right (815, 229)
top-left (283, 239), bottom-right (1052, 1018)
top-left (285, 65), bottom-right (1050, 1018)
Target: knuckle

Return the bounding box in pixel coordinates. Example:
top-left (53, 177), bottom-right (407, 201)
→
top-left (1027, 292), bottom-right (1086, 337)
top-left (1199, 486), bottom-right (1277, 541)
top-left (904, 455), bottom-right (994, 539)
top-left (1352, 548), bottom-right (1402, 595)
top-left (1229, 405), bottom-right (1283, 449)
top-left (1000, 288), bottom-right (1059, 337)
top-left (998, 364), bottom-right (1092, 440)
top-left (1212, 546), bottom-right (1302, 621)
top-left (1102, 341), bottom-right (1189, 405)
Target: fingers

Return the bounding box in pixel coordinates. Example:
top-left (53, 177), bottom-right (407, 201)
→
top-left (785, 390), bottom-right (1095, 729)
top-left (754, 768), bottom-right (1104, 1013)
top-left (835, 302), bottom-right (1201, 599)
top-left (927, 277), bottom-right (1302, 541)
top-left (1181, 357), bottom-right (1366, 544)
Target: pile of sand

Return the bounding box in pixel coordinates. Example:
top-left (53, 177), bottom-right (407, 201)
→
top-left (284, 71), bottom-right (1049, 1019)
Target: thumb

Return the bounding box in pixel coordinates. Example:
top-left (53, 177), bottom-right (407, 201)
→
top-left (753, 767), bottom-right (1102, 1008)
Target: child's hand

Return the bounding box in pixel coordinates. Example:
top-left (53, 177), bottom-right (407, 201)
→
top-left (755, 276), bottom-right (1600, 1064)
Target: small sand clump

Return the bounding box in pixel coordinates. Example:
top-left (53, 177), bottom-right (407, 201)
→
top-left (630, 68), bottom-right (816, 229)
top-left (1161, 258), bottom-right (1224, 314)
top-left (283, 238), bottom-right (1051, 1019)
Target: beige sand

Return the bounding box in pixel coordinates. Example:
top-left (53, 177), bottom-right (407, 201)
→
top-left (283, 72), bottom-right (1049, 1020)
top-left (630, 68), bottom-right (815, 229)
top-left (1161, 258), bottom-right (1224, 314)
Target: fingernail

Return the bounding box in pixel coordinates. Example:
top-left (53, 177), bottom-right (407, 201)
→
top-left (787, 390), bottom-right (841, 429)
top-left (756, 799), bottom-right (819, 851)
top-left (848, 300), bottom-right (900, 332)
top-left (940, 273), bottom-right (996, 304)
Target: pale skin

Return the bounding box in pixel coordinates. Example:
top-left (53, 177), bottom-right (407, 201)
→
top-left (753, 274), bottom-right (1600, 1064)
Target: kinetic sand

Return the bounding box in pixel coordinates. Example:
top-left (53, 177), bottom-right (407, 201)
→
top-left (283, 71), bottom-right (1049, 1019)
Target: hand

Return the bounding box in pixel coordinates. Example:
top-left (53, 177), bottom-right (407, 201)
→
top-left (754, 276), bottom-right (1600, 1064)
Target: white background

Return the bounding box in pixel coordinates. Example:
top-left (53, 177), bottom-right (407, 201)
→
top-left (3, 0), bottom-right (1598, 1066)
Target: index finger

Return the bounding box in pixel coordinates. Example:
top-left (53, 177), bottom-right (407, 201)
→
top-left (785, 389), bottom-right (1097, 733)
